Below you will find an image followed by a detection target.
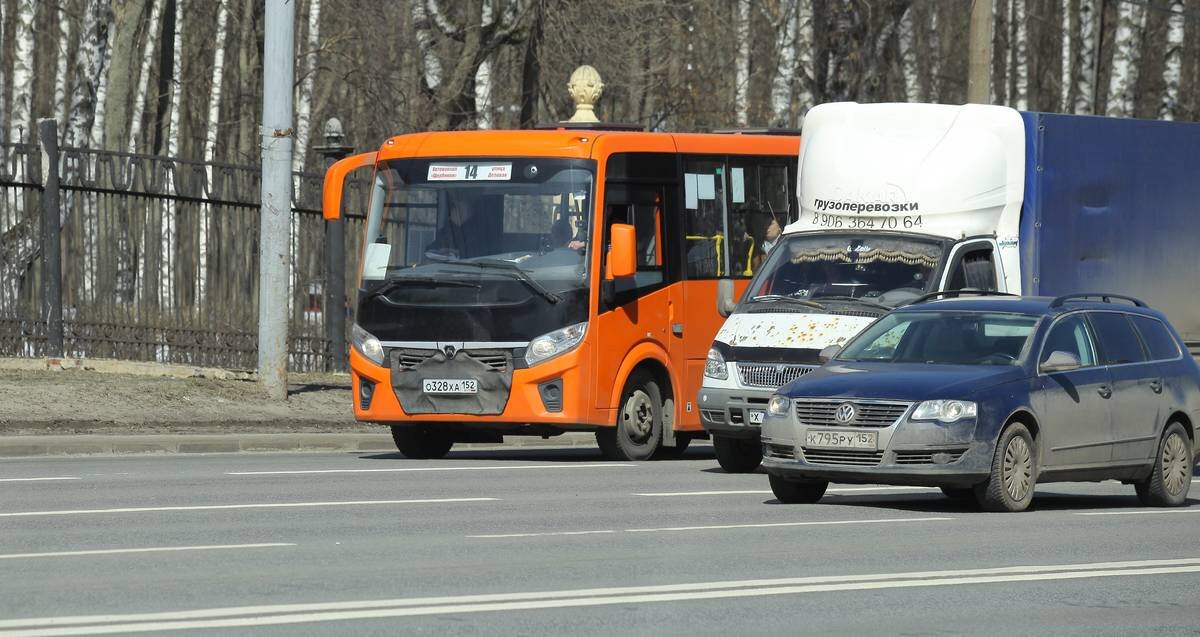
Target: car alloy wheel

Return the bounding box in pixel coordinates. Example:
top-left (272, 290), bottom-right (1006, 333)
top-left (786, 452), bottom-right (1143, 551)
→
top-left (1161, 431), bottom-right (1190, 498)
top-left (1002, 435), bottom-right (1033, 502)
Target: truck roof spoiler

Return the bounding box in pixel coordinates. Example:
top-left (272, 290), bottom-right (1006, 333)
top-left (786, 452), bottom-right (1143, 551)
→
top-left (1049, 293), bottom-right (1147, 308)
top-left (906, 290), bottom-right (1018, 306)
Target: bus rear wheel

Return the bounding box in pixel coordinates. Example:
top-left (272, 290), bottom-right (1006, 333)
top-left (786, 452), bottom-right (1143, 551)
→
top-left (391, 426), bottom-right (454, 459)
top-left (597, 371), bottom-right (663, 461)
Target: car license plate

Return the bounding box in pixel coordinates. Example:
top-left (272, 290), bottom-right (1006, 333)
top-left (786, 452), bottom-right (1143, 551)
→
top-left (748, 410), bottom-right (765, 425)
top-left (422, 379), bottom-right (478, 395)
top-left (805, 429), bottom-right (877, 450)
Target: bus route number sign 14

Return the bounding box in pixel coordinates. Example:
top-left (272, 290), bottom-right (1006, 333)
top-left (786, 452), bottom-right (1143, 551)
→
top-left (428, 163), bottom-right (513, 181)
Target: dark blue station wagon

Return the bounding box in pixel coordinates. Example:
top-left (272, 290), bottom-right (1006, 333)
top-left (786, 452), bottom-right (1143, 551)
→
top-left (761, 293), bottom-right (1200, 512)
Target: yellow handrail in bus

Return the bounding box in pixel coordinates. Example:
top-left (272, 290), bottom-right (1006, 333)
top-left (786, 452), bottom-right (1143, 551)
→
top-left (685, 234), bottom-right (724, 277)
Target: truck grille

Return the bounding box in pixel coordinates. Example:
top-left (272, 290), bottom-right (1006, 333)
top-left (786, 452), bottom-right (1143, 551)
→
top-left (737, 363), bottom-right (818, 388)
top-left (800, 448), bottom-right (885, 466)
top-left (392, 349), bottom-right (510, 373)
top-left (793, 399), bottom-right (911, 428)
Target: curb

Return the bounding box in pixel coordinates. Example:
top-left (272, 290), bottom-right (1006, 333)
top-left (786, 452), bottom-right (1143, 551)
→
top-left (0, 432), bottom-right (604, 458)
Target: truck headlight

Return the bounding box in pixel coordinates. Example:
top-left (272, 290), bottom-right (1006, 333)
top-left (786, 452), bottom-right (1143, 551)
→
top-left (351, 324), bottom-right (385, 366)
top-left (704, 347), bottom-right (728, 380)
top-left (911, 400), bottom-right (977, 423)
top-left (525, 322), bottom-right (587, 367)
top-left (767, 395), bottom-right (791, 416)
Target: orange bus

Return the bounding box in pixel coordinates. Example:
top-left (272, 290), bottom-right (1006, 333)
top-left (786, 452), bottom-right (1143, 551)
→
top-left (323, 126), bottom-right (799, 460)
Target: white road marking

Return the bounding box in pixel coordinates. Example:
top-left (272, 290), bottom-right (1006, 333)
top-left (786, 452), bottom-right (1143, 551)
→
top-left (227, 464), bottom-right (636, 476)
top-left (2, 558), bottom-right (1197, 635)
top-left (1076, 508), bottom-right (1200, 517)
top-left (469, 516), bottom-right (953, 538)
top-left (0, 543), bottom-right (295, 560)
top-left (0, 498), bottom-right (498, 518)
top-left (0, 477), bottom-right (80, 483)
top-left (633, 486), bottom-right (939, 497)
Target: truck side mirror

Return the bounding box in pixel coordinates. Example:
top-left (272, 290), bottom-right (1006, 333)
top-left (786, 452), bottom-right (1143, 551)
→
top-left (818, 345), bottom-right (841, 364)
top-left (323, 151), bottom-right (377, 221)
top-left (1040, 350), bottom-right (1082, 373)
top-left (605, 224), bottom-right (637, 280)
top-left (717, 279), bottom-right (737, 318)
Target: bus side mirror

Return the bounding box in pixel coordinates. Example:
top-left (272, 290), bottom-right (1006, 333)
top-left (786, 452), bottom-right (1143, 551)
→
top-left (818, 345), bottom-right (841, 363)
top-left (323, 151), bottom-right (377, 220)
top-left (717, 279), bottom-right (737, 318)
top-left (606, 224), bottom-right (637, 280)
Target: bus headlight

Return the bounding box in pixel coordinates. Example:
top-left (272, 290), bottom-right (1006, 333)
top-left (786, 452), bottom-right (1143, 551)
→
top-left (911, 400), bottom-right (977, 423)
top-left (352, 324), bottom-right (385, 366)
top-left (704, 347), bottom-right (728, 380)
top-left (525, 322), bottom-right (587, 367)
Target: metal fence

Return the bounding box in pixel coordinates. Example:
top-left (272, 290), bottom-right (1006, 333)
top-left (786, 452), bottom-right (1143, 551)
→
top-left (0, 124), bottom-right (368, 372)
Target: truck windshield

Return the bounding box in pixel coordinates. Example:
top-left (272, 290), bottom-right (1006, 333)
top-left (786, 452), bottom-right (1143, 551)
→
top-left (355, 157), bottom-right (595, 342)
top-left (837, 311), bottom-right (1037, 365)
top-left (745, 234), bottom-right (946, 309)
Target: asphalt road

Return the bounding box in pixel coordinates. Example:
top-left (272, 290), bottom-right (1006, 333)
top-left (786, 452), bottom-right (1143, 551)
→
top-left (1, 446), bottom-right (1198, 636)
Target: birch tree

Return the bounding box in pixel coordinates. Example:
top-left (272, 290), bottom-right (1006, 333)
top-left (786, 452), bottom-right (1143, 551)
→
top-left (734, 0), bottom-right (751, 126)
top-left (54, 4), bottom-right (75, 133)
top-left (293, 0), bottom-right (322, 171)
top-left (1161, 0), bottom-right (1186, 119)
top-left (1106, 0), bottom-right (1145, 116)
top-left (9, 0), bottom-right (35, 144)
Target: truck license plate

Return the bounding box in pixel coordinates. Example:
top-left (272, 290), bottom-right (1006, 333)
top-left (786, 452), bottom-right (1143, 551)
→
top-left (422, 379), bottom-right (478, 395)
top-left (748, 410), bottom-right (765, 425)
top-left (805, 430), bottom-right (877, 450)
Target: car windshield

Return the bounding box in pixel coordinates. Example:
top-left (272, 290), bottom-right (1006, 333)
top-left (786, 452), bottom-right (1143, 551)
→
top-left (837, 311), bottom-right (1038, 365)
top-left (745, 233), bottom-right (947, 309)
top-left (360, 157), bottom-right (594, 296)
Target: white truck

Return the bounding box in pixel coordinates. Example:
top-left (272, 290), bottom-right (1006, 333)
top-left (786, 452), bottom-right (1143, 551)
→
top-left (697, 100), bottom-right (1200, 472)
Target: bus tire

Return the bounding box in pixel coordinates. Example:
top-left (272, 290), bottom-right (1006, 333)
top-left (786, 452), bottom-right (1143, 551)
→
top-left (652, 436), bottom-right (692, 460)
top-left (391, 426), bottom-right (454, 459)
top-left (598, 371), bottom-right (663, 461)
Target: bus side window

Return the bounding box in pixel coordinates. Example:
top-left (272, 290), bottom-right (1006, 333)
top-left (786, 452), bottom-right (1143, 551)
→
top-left (683, 158), bottom-right (728, 279)
top-left (728, 159), bottom-right (791, 277)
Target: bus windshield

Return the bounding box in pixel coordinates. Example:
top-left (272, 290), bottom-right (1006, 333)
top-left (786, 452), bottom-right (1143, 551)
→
top-left (356, 157), bottom-right (595, 342)
top-left (744, 233), bottom-right (948, 311)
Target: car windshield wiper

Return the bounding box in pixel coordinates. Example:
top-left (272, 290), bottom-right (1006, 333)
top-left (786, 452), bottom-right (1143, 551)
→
top-left (364, 277), bottom-right (481, 301)
top-left (748, 294), bottom-right (826, 310)
top-left (810, 295), bottom-right (892, 312)
top-left (444, 259), bottom-right (563, 304)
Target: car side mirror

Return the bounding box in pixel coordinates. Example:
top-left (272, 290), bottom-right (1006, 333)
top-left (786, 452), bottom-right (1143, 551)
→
top-left (818, 345), bottom-right (841, 364)
top-left (605, 224), bottom-right (636, 280)
top-left (717, 279), bottom-right (737, 318)
top-left (1040, 350), bottom-right (1082, 373)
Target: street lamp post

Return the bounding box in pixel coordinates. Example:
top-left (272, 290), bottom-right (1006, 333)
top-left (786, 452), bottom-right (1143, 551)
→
top-left (314, 118), bottom-right (354, 372)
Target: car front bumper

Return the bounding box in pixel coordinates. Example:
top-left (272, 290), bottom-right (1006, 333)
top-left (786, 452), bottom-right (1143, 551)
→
top-left (697, 385), bottom-right (775, 439)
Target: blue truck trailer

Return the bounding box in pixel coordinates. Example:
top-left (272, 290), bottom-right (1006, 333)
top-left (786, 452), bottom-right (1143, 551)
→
top-left (698, 102), bottom-right (1200, 471)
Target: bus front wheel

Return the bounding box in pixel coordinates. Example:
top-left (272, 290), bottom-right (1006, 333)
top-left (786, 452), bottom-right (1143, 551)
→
top-left (391, 426), bottom-right (454, 459)
top-left (597, 371), bottom-right (663, 461)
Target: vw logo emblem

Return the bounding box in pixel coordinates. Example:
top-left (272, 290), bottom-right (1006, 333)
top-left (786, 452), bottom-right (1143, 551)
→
top-left (834, 403), bottom-right (856, 424)
top-left (443, 345), bottom-right (457, 359)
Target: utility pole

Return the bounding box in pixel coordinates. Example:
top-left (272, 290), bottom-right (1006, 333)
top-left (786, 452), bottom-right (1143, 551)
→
top-left (258, 0), bottom-right (296, 400)
top-left (968, 0), bottom-right (994, 104)
top-left (314, 118), bottom-right (353, 373)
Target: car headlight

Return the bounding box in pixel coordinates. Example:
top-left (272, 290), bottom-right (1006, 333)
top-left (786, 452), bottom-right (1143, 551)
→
top-left (767, 394), bottom-right (791, 416)
top-left (525, 322), bottom-right (587, 367)
top-left (911, 400), bottom-right (977, 423)
top-left (704, 347), bottom-right (728, 380)
top-left (351, 323), bottom-right (385, 366)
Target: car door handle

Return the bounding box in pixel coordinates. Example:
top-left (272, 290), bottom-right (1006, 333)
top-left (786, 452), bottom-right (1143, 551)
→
top-left (1149, 380), bottom-right (1163, 394)
top-left (1097, 385), bottom-right (1112, 399)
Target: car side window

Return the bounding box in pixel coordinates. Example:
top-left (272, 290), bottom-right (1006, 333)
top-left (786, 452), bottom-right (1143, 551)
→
top-left (1088, 312), bottom-right (1148, 365)
top-left (1130, 315), bottom-right (1181, 361)
top-left (1040, 314), bottom-right (1097, 368)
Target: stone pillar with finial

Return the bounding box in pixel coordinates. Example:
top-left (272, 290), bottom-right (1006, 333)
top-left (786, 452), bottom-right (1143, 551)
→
top-left (565, 65), bottom-right (604, 123)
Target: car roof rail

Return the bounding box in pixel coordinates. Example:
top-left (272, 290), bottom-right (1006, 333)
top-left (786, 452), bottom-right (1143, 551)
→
top-left (1049, 293), bottom-right (1147, 308)
top-left (905, 290), bottom-right (1019, 306)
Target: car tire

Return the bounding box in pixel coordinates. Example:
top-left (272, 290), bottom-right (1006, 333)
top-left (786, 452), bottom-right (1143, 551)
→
top-left (596, 371), bottom-right (663, 461)
top-left (940, 487), bottom-right (975, 501)
top-left (975, 422), bottom-right (1037, 512)
top-left (713, 435), bottom-right (762, 473)
top-left (769, 473), bottom-right (828, 504)
top-left (391, 426), bottom-right (454, 459)
top-left (1134, 422), bottom-right (1192, 507)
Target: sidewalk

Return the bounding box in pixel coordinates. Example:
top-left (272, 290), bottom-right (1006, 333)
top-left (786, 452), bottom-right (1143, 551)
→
top-left (0, 358), bottom-right (597, 457)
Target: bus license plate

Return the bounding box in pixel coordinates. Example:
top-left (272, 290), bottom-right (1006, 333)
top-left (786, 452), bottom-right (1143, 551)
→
top-left (805, 430), bottom-right (877, 450)
top-left (422, 379), bottom-right (478, 395)
top-left (748, 410), bottom-right (765, 425)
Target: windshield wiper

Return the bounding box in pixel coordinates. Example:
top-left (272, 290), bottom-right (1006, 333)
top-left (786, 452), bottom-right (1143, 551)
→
top-left (364, 277), bottom-right (481, 301)
top-left (810, 295), bottom-right (892, 311)
top-left (748, 294), bottom-right (826, 310)
top-left (444, 259), bottom-right (563, 304)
